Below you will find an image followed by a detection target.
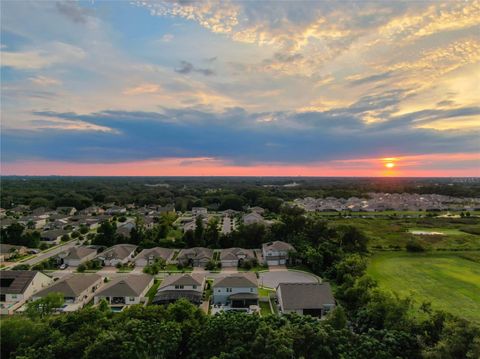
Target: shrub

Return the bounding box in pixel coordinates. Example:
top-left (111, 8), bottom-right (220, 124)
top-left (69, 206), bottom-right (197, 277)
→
top-left (406, 239), bottom-right (425, 252)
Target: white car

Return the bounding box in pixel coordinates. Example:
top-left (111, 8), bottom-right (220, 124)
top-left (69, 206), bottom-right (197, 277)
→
top-left (59, 263), bottom-right (68, 270)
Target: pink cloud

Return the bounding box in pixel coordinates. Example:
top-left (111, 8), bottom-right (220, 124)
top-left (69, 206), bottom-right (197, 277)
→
top-left (1, 152), bottom-right (478, 177)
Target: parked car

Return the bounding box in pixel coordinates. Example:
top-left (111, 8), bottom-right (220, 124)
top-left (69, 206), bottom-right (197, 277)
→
top-left (59, 263), bottom-right (68, 270)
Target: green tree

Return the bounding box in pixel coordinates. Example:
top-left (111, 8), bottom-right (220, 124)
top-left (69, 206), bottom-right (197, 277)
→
top-left (26, 293), bottom-right (64, 318)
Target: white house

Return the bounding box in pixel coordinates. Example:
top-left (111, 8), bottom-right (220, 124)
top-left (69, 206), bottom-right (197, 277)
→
top-left (220, 248), bottom-right (255, 267)
top-left (262, 241), bottom-right (295, 266)
top-left (212, 273), bottom-right (258, 308)
top-left (59, 246), bottom-right (97, 267)
top-left (0, 270), bottom-right (53, 315)
top-left (93, 274), bottom-right (154, 307)
top-left (152, 273), bottom-right (205, 305)
top-left (134, 247), bottom-right (174, 267)
top-left (31, 274), bottom-right (103, 312)
top-left (276, 282), bottom-right (335, 318)
top-left (96, 244), bottom-right (137, 267)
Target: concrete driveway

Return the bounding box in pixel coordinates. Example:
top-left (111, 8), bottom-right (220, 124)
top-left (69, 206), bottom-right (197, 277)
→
top-left (259, 270), bottom-right (320, 289)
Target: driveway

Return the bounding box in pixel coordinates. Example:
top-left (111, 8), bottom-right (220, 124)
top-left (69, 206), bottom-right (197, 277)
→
top-left (259, 270), bottom-right (320, 289)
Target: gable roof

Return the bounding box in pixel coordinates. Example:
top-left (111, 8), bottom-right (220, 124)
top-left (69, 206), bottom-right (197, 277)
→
top-left (220, 248), bottom-right (254, 261)
top-left (158, 273), bottom-right (205, 289)
top-left (177, 247), bottom-right (213, 260)
top-left (62, 246), bottom-right (97, 260)
top-left (34, 274), bottom-right (102, 298)
top-left (0, 243), bottom-right (27, 254)
top-left (95, 274), bottom-right (153, 297)
top-left (243, 212), bottom-right (264, 222)
top-left (213, 273), bottom-right (258, 288)
top-left (262, 241), bottom-right (295, 252)
top-left (277, 283), bottom-right (335, 310)
top-left (134, 247), bottom-right (174, 261)
top-left (98, 244), bottom-right (137, 260)
top-left (0, 270), bottom-right (48, 295)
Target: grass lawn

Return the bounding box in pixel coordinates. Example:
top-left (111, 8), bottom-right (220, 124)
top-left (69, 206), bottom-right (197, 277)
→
top-left (146, 280), bottom-right (161, 304)
top-left (259, 301), bottom-right (272, 316)
top-left (367, 251), bottom-right (480, 323)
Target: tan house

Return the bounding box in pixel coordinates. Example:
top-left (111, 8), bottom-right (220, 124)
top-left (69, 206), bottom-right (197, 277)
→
top-left (31, 274), bottom-right (103, 312)
top-left (59, 246), bottom-right (97, 267)
top-left (0, 270), bottom-right (53, 314)
top-left (0, 244), bottom-right (28, 262)
top-left (133, 247), bottom-right (174, 267)
top-left (176, 247), bottom-right (213, 267)
top-left (93, 274), bottom-right (154, 308)
top-left (220, 248), bottom-right (255, 267)
top-left (96, 244), bottom-right (137, 267)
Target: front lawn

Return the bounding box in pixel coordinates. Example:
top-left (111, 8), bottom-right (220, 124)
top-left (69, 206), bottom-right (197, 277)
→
top-left (146, 280), bottom-right (161, 304)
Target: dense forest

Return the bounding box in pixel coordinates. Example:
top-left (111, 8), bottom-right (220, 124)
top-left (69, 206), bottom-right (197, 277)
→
top-left (1, 177), bottom-right (479, 210)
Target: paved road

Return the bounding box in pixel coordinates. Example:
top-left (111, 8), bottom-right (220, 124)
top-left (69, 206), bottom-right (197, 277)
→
top-left (7, 240), bottom-right (82, 268)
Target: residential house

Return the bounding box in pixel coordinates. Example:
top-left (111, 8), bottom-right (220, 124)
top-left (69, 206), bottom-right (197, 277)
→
top-left (152, 273), bottom-right (205, 305)
top-left (59, 246), bottom-right (97, 267)
top-left (262, 241), bottom-right (296, 266)
top-left (105, 206), bottom-right (127, 215)
top-left (250, 207), bottom-right (265, 215)
top-left (78, 206), bottom-right (104, 216)
top-left (116, 221), bottom-right (135, 238)
top-left (31, 274), bottom-right (103, 312)
top-left (212, 273), bottom-right (258, 308)
top-left (93, 274), bottom-right (154, 307)
top-left (96, 244), bottom-right (137, 267)
top-left (18, 216), bottom-right (47, 229)
top-left (243, 212), bottom-right (265, 225)
top-left (176, 247), bottom-right (213, 267)
top-left (40, 229), bottom-right (69, 244)
top-left (276, 282), bottom-right (335, 318)
top-left (0, 270), bottom-right (53, 314)
top-left (220, 248), bottom-right (255, 267)
top-left (192, 207), bottom-right (207, 217)
top-left (0, 218), bottom-right (15, 229)
top-left (158, 204), bottom-right (176, 214)
top-left (0, 244), bottom-right (28, 262)
top-left (56, 207), bottom-right (77, 216)
top-left (134, 247), bottom-right (174, 267)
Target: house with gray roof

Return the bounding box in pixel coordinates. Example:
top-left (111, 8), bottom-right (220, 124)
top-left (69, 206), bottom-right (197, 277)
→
top-left (220, 248), bottom-right (255, 267)
top-left (276, 282), bottom-right (335, 318)
top-left (40, 229), bottom-right (69, 244)
top-left (262, 241), bottom-right (296, 266)
top-left (96, 244), bottom-right (137, 267)
top-left (93, 274), bottom-right (154, 307)
top-left (31, 274), bottom-right (103, 312)
top-left (212, 273), bottom-right (258, 308)
top-left (0, 244), bottom-right (28, 261)
top-left (177, 247), bottom-right (213, 267)
top-left (59, 246), bottom-right (97, 267)
top-left (152, 273), bottom-right (205, 305)
top-left (243, 212), bottom-right (265, 226)
top-left (134, 247), bottom-right (174, 267)
top-left (0, 270), bottom-right (53, 315)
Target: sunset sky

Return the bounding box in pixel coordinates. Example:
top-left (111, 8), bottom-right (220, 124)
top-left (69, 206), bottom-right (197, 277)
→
top-left (1, 0), bottom-right (479, 176)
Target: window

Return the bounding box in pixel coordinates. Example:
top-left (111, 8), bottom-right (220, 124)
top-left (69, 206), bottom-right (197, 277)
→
top-left (11, 295), bottom-right (17, 299)
top-left (250, 288), bottom-right (253, 292)
top-left (129, 297), bottom-right (135, 301)
top-left (175, 285), bottom-right (184, 289)
top-left (226, 288), bottom-right (232, 293)
top-left (192, 285), bottom-right (197, 289)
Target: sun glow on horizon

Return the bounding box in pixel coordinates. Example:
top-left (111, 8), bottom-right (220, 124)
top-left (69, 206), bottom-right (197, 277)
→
top-left (385, 162), bottom-right (395, 168)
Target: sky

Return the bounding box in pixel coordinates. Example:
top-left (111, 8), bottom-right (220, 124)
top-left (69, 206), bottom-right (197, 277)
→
top-left (1, 0), bottom-right (479, 177)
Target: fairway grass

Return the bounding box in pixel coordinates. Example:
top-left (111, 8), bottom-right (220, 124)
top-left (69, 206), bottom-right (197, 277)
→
top-left (368, 251), bottom-right (480, 323)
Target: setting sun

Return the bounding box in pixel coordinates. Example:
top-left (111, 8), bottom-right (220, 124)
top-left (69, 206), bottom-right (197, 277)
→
top-left (385, 162), bottom-right (395, 168)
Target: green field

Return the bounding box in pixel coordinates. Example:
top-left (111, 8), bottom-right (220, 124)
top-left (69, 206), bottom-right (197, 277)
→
top-left (326, 217), bottom-right (480, 250)
top-left (368, 252), bottom-right (480, 323)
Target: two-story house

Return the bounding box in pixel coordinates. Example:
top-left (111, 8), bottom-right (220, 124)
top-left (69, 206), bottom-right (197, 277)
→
top-left (96, 244), bottom-right (137, 267)
top-left (212, 273), bottom-right (258, 308)
top-left (262, 241), bottom-right (296, 266)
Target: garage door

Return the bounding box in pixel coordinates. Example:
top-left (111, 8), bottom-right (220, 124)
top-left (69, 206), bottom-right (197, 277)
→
top-left (267, 260), bottom-right (279, 266)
